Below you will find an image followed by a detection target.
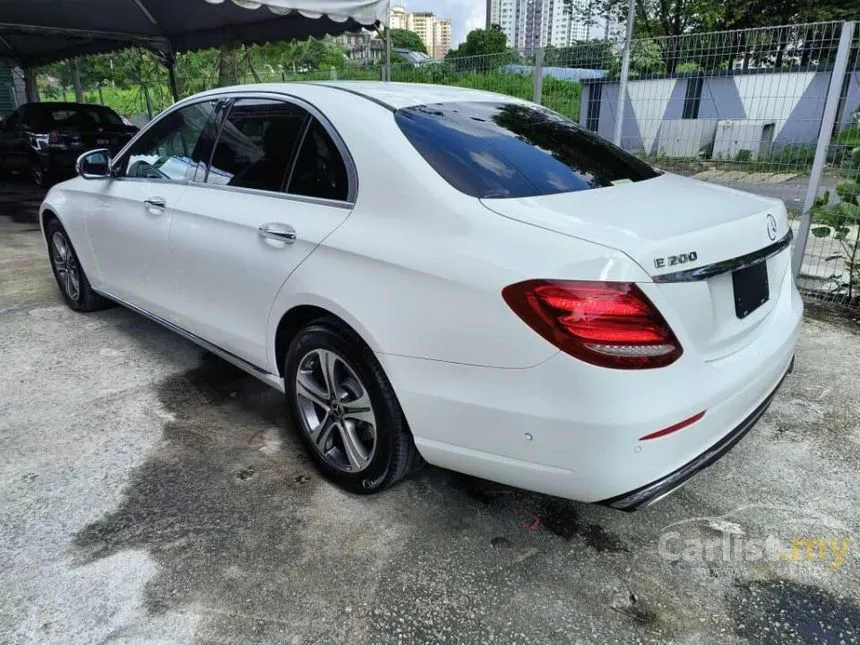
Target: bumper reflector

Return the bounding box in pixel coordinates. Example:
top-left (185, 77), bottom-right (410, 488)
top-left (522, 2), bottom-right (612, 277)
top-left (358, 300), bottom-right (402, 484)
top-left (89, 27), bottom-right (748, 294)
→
top-left (640, 410), bottom-right (706, 441)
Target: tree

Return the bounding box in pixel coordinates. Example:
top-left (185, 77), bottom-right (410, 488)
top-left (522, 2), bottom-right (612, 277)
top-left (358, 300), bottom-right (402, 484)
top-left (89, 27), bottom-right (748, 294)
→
top-left (568, 0), bottom-right (851, 74)
top-left (252, 38), bottom-right (346, 74)
top-left (389, 29), bottom-right (427, 54)
top-left (542, 40), bottom-right (617, 69)
top-left (569, 0), bottom-right (853, 39)
top-left (446, 26), bottom-right (509, 59)
top-left (609, 38), bottom-right (666, 76)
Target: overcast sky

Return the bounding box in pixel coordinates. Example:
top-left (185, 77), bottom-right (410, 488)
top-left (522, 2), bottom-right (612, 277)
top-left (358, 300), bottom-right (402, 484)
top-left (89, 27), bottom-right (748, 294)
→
top-left (398, 0), bottom-right (486, 47)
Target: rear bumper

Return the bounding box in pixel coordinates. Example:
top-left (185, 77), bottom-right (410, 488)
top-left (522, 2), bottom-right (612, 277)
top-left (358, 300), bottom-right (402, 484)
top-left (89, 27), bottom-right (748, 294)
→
top-left (380, 271), bottom-right (803, 506)
top-left (598, 357), bottom-right (792, 511)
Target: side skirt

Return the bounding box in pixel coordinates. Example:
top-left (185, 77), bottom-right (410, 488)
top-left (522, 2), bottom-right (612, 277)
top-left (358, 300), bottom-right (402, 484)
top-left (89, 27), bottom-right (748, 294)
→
top-left (94, 288), bottom-right (286, 393)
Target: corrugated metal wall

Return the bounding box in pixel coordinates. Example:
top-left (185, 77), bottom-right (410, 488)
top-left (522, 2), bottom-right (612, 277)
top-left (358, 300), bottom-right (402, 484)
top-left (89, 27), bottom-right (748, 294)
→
top-left (0, 60), bottom-right (23, 116)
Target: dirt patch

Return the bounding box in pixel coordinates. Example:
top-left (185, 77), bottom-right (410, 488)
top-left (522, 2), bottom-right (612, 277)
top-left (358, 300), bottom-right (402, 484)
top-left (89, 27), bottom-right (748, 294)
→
top-left (456, 478), bottom-right (628, 553)
top-left (803, 301), bottom-right (860, 334)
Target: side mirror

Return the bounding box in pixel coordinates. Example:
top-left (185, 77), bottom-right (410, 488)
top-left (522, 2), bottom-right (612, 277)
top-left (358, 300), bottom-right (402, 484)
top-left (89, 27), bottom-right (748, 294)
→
top-left (76, 149), bottom-right (111, 179)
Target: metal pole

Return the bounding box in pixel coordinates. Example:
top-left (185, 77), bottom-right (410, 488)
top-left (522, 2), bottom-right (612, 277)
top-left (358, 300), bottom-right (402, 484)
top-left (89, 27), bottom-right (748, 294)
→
top-left (166, 55), bottom-right (180, 102)
top-left (383, 0), bottom-right (392, 82)
top-left (385, 29), bottom-right (392, 81)
top-left (23, 67), bottom-right (39, 103)
top-left (792, 20), bottom-right (856, 278)
top-left (533, 46), bottom-right (544, 104)
top-left (142, 82), bottom-right (153, 120)
top-left (71, 59), bottom-right (84, 103)
top-left (612, 0), bottom-right (635, 147)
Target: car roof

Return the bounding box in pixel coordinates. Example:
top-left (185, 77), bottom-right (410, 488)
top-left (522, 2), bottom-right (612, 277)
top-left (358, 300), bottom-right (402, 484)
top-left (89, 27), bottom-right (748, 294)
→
top-left (312, 82), bottom-right (516, 109)
top-left (186, 82), bottom-right (526, 111)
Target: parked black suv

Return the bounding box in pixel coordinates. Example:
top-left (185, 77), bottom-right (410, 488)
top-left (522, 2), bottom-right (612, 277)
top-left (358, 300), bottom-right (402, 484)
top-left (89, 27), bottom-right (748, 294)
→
top-left (0, 102), bottom-right (138, 186)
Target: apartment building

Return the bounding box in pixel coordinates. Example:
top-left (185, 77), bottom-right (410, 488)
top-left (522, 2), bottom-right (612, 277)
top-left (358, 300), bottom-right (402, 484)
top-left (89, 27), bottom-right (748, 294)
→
top-left (491, 0), bottom-right (590, 50)
top-left (389, 6), bottom-right (452, 59)
top-left (332, 31), bottom-right (386, 64)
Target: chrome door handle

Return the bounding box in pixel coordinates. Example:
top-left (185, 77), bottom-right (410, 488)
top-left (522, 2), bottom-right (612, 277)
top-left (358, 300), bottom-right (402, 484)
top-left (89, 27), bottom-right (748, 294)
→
top-left (258, 223), bottom-right (296, 244)
top-left (143, 197), bottom-right (166, 208)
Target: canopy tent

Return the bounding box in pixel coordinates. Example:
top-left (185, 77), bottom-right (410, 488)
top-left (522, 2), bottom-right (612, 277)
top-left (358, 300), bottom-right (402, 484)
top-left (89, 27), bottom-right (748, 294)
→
top-left (0, 0), bottom-right (391, 99)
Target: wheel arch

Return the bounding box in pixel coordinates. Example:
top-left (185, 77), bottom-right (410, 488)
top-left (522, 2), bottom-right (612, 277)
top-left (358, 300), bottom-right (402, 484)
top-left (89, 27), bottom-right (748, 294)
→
top-left (273, 302), bottom-right (381, 377)
top-left (39, 206), bottom-right (60, 245)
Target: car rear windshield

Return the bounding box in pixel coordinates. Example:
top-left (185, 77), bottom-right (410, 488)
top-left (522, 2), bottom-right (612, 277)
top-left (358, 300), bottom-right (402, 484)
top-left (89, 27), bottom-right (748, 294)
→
top-left (394, 101), bottom-right (659, 199)
top-left (33, 105), bottom-right (124, 129)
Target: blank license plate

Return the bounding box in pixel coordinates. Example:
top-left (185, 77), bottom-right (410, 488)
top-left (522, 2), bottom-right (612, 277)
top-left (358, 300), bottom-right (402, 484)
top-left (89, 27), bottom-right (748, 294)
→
top-left (732, 262), bottom-right (769, 319)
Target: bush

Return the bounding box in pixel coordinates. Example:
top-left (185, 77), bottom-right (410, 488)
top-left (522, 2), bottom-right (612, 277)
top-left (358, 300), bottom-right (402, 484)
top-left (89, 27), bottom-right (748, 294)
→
top-left (810, 140), bottom-right (860, 302)
top-left (763, 143), bottom-right (816, 167)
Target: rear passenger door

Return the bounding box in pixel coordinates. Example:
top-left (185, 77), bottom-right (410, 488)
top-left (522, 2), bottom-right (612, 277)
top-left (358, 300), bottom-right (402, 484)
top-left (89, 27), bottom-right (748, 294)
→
top-left (170, 95), bottom-right (354, 371)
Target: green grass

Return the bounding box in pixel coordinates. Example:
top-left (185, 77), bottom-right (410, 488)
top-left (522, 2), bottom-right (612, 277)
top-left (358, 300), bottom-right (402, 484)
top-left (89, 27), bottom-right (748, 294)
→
top-left (41, 67), bottom-right (583, 124)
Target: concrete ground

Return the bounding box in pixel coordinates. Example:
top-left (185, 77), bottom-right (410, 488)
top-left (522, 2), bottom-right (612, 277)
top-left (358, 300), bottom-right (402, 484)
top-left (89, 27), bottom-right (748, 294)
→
top-left (1, 178), bottom-right (859, 645)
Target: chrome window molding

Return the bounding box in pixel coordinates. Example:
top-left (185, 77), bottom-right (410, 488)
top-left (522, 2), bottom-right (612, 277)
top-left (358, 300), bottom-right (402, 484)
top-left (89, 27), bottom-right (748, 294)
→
top-left (185, 180), bottom-right (354, 209)
top-left (652, 229), bottom-right (793, 283)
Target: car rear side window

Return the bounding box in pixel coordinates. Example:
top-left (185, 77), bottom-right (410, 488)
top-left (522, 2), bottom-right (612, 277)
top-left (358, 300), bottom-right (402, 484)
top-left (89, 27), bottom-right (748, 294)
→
top-left (287, 118), bottom-right (349, 202)
top-left (394, 101), bottom-right (659, 198)
top-left (207, 98), bottom-right (309, 192)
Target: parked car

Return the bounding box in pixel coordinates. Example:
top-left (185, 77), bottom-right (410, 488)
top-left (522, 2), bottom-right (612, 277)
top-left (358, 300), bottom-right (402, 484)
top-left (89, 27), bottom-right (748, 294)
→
top-left (0, 102), bottom-right (138, 186)
top-left (39, 82), bottom-right (802, 509)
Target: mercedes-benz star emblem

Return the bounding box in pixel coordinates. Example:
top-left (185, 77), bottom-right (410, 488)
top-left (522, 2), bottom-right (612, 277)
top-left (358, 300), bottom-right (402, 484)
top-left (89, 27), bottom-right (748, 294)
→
top-left (766, 214), bottom-right (777, 241)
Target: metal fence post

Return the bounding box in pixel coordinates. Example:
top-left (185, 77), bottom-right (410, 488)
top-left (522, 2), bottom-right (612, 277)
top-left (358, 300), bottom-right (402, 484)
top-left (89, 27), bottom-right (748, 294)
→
top-left (613, 0), bottom-right (636, 146)
top-left (533, 47), bottom-right (544, 104)
top-left (142, 82), bottom-right (153, 120)
top-left (792, 20), bottom-right (856, 278)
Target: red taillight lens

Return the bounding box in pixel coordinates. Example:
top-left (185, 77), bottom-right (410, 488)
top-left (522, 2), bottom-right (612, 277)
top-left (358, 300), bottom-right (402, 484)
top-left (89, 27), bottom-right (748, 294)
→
top-left (48, 131), bottom-right (61, 145)
top-left (502, 280), bottom-right (683, 369)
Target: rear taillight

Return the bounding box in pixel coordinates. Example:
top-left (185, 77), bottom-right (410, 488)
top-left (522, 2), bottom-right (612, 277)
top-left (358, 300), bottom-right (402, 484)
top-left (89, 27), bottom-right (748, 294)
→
top-left (502, 280), bottom-right (683, 369)
top-left (48, 131), bottom-right (61, 145)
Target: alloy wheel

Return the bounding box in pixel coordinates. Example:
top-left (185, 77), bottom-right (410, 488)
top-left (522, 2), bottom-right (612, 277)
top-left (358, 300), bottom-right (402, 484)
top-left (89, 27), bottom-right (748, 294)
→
top-left (51, 231), bottom-right (80, 302)
top-left (294, 348), bottom-right (377, 473)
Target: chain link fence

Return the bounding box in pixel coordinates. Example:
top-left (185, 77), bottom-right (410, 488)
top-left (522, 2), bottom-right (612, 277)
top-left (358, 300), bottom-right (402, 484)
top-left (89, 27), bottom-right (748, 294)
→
top-left (40, 20), bottom-right (860, 312)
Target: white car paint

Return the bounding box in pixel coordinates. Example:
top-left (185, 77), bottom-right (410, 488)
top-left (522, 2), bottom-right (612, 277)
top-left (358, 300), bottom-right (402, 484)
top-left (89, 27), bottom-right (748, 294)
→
top-left (40, 82), bottom-right (803, 508)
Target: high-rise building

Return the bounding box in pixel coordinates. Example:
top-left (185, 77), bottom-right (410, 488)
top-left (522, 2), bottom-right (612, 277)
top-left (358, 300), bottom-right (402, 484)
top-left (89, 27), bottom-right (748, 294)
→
top-left (388, 6), bottom-right (453, 60)
top-left (433, 18), bottom-right (452, 59)
top-left (490, 0), bottom-right (590, 50)
top-left (389, 5), bottom-right (409, 30)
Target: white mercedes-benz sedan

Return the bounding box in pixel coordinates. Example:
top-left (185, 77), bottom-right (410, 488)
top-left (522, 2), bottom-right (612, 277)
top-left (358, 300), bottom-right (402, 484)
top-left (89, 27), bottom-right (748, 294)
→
top-left (39, 82), bottom-right (802, 510)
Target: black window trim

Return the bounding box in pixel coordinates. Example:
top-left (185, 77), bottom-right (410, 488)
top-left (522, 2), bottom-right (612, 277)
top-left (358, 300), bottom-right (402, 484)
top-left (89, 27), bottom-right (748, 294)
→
top-left (196, 91), bottom-right (357, 205)
top-left (202, 96), bottom-right (312, 193)
top-left (107, 90), bottom-right (358, 207)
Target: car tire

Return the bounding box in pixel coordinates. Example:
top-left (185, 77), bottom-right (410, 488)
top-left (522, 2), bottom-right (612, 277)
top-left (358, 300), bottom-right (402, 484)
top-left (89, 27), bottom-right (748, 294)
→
top-left (45, 218), bottom-right (112, 312)
top-left (284, 317), bottom-right (422, 494)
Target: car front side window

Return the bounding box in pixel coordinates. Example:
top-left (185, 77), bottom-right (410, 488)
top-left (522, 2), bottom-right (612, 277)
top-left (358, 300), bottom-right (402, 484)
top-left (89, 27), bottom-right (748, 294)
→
top-left (116, 101), bottom-right (217, 182)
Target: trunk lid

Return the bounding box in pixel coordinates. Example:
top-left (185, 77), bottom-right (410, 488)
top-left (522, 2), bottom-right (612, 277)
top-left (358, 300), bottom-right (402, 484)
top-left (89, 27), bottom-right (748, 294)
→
top-left (481, 173), bottom-right (792, 360)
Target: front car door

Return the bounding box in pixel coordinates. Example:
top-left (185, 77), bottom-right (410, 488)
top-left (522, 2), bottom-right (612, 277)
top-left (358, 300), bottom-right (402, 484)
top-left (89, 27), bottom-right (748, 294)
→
top-left (82, 99), bottom-right (220, 319)
top-left (169, 94), bottom-right (355, 371)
